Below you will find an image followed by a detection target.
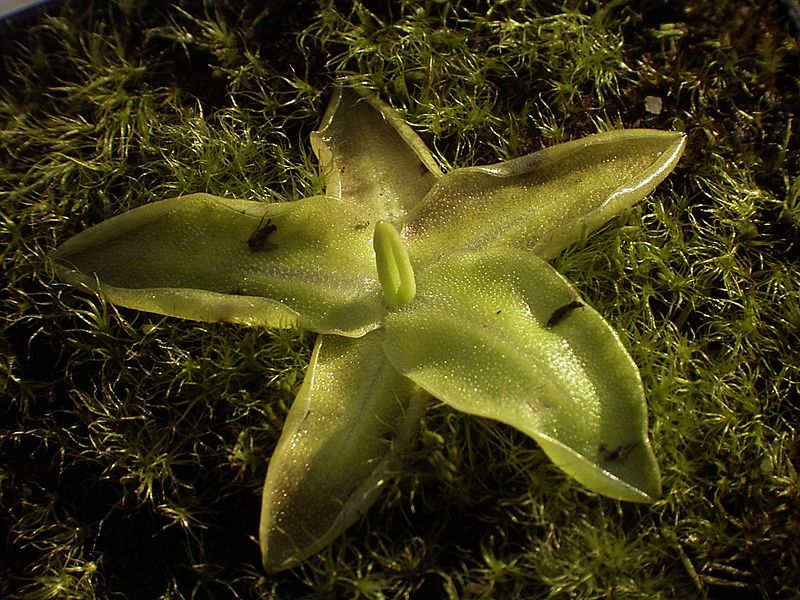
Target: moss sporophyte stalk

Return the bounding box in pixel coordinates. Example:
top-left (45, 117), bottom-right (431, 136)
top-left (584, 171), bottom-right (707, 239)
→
top-left (50, 86), bottom-right (686, 572)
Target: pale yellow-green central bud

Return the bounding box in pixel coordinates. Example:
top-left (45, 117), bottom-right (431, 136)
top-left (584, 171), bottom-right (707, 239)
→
top-left (373, 220), bottom-right (416, 308)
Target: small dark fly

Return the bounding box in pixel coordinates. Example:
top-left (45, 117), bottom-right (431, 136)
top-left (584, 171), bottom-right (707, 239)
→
top-left (247, 216), bottom-right (277, 252)
top-left (546, 300), bottom-right (583, 328)
top-left (598, 442), bottom-right (639, 463)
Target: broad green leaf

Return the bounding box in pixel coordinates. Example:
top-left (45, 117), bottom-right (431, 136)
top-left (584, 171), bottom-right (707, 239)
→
top-left (51, 193), bottom-right (383, 336)
top-left (311, 87), bottom-right (443, 221)
top-left (383, 247), bottom-right (660, 502)
top-left (259, 330), bottom-right (424, 572)
top-left (404, 130), bottom-right (686, 264)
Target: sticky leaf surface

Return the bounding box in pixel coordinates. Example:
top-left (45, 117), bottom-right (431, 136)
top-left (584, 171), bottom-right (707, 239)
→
top-left (384, 247), bottom-right (661, 502)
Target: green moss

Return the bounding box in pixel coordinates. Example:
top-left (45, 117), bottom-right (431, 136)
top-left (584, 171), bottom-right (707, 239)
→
top-left (1, 0), bottom-right (798, 598)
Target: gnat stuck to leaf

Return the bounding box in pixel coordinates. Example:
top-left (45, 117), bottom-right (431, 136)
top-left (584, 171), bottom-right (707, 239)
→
top-left (50, 86), bottom-right (686, 572)
top-left (547, 300), bottom-right (585, 328)
top-left (247, 216), bottom-right (278, 252)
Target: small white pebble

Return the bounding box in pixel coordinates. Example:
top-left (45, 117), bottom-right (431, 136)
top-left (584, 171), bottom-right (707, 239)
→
top-left (645, 95), bottom-right (663, 115)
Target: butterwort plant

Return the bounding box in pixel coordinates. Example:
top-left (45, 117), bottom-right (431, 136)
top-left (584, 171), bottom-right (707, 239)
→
top-left (51, 87), bottom-right (686, 572)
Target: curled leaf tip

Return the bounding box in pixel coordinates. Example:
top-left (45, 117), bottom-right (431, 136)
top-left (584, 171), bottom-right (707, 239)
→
top-left (373, 220), bottom-right (416, 307)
